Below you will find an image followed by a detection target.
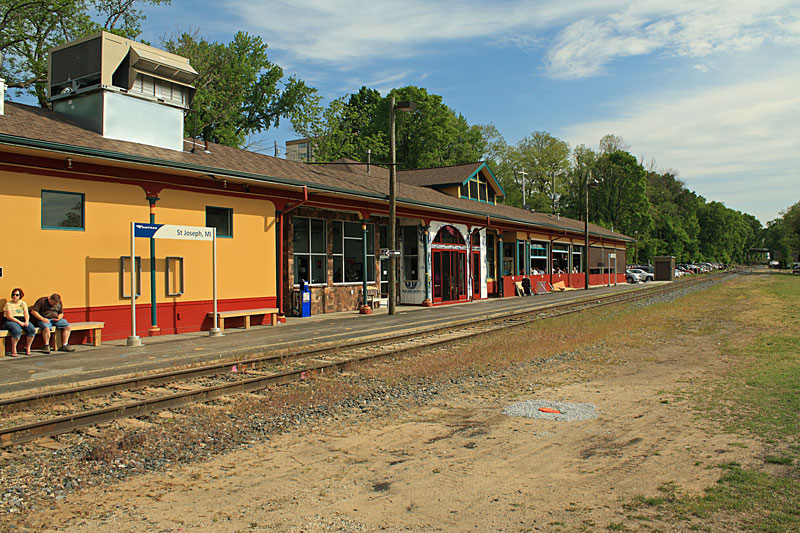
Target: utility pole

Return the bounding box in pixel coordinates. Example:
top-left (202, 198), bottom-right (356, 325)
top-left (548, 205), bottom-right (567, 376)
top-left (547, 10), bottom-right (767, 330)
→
top-left (518, 168), bottom-right (528, 208)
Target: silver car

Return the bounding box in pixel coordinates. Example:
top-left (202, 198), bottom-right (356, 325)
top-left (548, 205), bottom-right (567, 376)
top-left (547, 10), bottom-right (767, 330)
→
top-left (625, 269), bottom-right (646, 283)
top-left (626, 268), bottom-right (652, 283)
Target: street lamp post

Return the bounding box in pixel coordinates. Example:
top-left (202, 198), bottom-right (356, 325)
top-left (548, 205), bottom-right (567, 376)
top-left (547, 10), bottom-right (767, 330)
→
top-left (584, 175), bottom-right (590, 290)
top-left (388, 97), bottom-right (416, 316)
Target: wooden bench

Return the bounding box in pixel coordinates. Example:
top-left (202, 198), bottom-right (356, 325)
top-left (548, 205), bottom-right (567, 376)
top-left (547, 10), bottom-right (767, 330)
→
top-left (54, 321), bottom-right (104, 349)
top-left (207, 308), bottom-right (279, 333)
top-left (0, 321), bottom-right (105, 349)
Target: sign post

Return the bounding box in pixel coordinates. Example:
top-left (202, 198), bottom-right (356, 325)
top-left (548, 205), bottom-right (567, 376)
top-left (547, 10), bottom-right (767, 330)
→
top-left (210, 227), bottom-right (221, 336)
top-left (129, 223), bottom-right (217, 345)
top-left (608, 253), bottom-right (617, 287)
top-left (129, 222), bottom-right (140, 346)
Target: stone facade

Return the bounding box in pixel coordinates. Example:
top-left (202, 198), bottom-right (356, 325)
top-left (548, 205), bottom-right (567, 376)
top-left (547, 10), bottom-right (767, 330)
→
top-left (284, 208), bottom-right (384, 316)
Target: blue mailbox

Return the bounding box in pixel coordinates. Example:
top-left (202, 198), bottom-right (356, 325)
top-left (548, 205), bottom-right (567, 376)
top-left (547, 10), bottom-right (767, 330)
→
top-left (299, 279), bottom-right (311, 317)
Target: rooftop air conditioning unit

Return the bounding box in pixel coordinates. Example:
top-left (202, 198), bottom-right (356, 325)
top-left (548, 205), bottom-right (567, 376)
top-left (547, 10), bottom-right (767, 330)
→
top-left (48, 31), bottom-right (198, 151)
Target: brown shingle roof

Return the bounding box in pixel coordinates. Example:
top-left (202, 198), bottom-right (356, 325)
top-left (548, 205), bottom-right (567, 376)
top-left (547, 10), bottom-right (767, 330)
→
top-left (0, 102), bottom-right (630, 242)
top-left (397, 162), bottom-right (484, 187)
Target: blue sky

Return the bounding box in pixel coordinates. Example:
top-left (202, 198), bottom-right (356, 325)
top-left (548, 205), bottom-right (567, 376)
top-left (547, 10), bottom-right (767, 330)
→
top-left (135, 1), bottom-right (798, 223)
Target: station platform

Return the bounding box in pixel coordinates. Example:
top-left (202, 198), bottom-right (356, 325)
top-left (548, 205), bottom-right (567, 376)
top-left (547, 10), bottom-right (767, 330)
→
top-left (0, 282), bottom-right (652, 397)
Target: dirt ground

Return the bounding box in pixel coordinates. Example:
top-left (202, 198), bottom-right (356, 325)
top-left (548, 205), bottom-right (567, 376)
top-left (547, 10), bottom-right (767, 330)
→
top-left (17, 307), bottom-right (759, 532)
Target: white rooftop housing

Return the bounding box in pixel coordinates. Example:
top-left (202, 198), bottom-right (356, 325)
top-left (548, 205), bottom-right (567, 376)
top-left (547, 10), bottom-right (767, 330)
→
top-left (48, 31), bottom-right (198, 151)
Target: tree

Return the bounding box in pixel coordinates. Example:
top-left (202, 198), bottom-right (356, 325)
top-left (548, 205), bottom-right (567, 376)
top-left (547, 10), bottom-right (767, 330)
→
top-left (642, 170), bottom-right (701, 263)
top-left (163, 32), bottom-right (318, 148)
top-left (599, 133), bottom-right (630, 154)
top-left (300, 86), bottom-right (385, 162)
top-left (511, 131), bottom-right (570, 213)
top-left (560, 144), bottom-right (597, 220)
top-left (764, 201), bottom-right (800, 266)
top-left (385, 86), bottom-right (484, 169)
top-left (477, 123), bottom-right (519, 205)
top-left (591, 150), bottom-right (652, 238)
top-left (297, 85), bottom-right (485, 169)
top-left (0, 0), bottom-right (170, 107)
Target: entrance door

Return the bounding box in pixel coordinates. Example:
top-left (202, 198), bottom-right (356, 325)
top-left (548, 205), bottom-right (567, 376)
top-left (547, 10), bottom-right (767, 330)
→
top-left (433, 251), bottom-right (442, 300)
top-left (472, 251), bottom-right (481, 299)
top-left (432, 249), bottom-right (467, 303)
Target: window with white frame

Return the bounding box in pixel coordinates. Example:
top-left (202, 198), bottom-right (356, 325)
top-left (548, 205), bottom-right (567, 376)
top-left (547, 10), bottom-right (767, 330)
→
top-left (530, 241), bottom-right (548, 274)
top-left (552, 243), bottom-right (570, 273)
top-left (293, 217), bottom-right (326, 285)
top-left (402, 226), bottom-right (419, 281)
top-left (332, 221), bottom-right (375, 283)
top-left (572, 245), bottom-right (584, 273)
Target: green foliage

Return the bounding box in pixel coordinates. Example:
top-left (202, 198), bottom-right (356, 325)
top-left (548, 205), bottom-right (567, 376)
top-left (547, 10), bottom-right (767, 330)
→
top-left (297, 85), bottom-right (485, 168)
top-left (483, 130), bottom-right (758, 264)
top-left (0, 0), bottom-right (170, 107)
top-left (764, 201), bottom-right (800, 266)
top-left (389, 85), bottom-right (484, 169)
top-left (591, 150), bottom-right (653, 237)
top-left (638, 171), bottom-right (700, 263)
top-left (510, 131), bottom-right (570, 212)
top-left (163, 32), bottom-right (318, 148)
top-left (301, 86), bottom-right (385, 163)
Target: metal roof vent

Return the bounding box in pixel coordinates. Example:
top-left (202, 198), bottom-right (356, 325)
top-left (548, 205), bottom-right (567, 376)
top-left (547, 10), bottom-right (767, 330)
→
top-left (48, 31), bottom-right (198, 151)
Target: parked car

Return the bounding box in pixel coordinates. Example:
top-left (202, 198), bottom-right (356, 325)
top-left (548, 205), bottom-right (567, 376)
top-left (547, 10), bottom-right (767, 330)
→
top-left (625, 268), bottom-right (648, 283)
top-left (628, 268), bottom-right (653, 282)
top-left (793, 263), bottom-right (800, 274)
top-left (769, 260), bottom-right (780, 269)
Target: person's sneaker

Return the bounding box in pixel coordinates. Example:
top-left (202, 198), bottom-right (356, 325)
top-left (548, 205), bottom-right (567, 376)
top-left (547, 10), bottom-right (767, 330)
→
top-left (59, 344), bottom-right (75, 352)
top-left (43, 345), bottom-right (51, 354)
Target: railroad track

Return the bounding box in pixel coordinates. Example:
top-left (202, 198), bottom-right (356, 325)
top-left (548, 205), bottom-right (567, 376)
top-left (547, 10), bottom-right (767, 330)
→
top-left (0, 273), bottom-right (730, 448)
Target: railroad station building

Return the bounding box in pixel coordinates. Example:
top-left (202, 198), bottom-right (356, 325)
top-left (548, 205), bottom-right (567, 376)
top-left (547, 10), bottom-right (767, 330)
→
top-left (0, 32), bottom-right (632, 344)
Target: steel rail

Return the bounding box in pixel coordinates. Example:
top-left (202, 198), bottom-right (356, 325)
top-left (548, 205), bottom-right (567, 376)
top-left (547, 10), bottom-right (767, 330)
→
top-left (0, 273), bottom-right (727, 447)
top-left (0, 277), bottom-right (698, 411)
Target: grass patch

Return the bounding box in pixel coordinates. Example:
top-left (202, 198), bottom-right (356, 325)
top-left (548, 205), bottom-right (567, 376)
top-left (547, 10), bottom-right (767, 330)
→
top-left (675, 463), bottom-right (800, 532)
top-left (357, 287), bottom-right (700, 386)
top-left (628, 274), bottom-right (800, 531)
top-left (765, 456), bottom-right (793, 465)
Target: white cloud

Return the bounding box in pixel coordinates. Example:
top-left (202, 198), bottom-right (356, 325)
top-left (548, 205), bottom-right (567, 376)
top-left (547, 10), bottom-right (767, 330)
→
top-left (562, 63), bottom-right (800, 222)
top-left (220, 0), bottom-right (800, 78)
top-left (226, 0), bottom-right (624, 63)
top-left (545, 0), bottom-right (800, 79)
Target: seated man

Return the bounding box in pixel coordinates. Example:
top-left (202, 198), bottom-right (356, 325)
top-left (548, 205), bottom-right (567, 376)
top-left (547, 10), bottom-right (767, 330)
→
top-left (30, 293), bottom-right (74, 353)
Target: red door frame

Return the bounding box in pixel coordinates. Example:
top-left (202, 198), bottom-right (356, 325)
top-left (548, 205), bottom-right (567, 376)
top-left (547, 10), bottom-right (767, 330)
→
top-left (471, 250), bottom-right (481, 300)
top-left (432, 248), bottom-right (468, 304)
top-left (432, 225), bottom-right (468, 305)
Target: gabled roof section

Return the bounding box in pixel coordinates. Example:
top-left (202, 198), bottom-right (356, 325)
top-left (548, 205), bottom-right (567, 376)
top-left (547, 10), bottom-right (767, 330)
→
top-left (398, 161), bottom-right (505, 198)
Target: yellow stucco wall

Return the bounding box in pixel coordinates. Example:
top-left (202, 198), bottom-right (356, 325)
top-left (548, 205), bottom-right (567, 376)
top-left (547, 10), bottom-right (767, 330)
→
top-left (0, 171), bottom-right (276, 309)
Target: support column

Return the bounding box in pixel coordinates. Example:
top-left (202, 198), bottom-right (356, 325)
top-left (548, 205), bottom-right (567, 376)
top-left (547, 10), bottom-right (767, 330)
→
top-left (422, 226), bottom-right (432, 307)
top-left (359, 220), bottom-right (372, 314)
top-left (498, 235), bottom-right (504, 298)
top-left (147, 196), bottom-right (159, 335)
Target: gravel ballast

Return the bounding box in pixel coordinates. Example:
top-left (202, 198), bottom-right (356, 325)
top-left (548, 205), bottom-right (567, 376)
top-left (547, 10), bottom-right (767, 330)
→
top-left (503, 400), bottom-right (599, 421)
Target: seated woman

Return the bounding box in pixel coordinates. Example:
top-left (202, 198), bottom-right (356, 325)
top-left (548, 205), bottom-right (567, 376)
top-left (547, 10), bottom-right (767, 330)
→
top-left (3, 288), bottom-right (35, 357)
